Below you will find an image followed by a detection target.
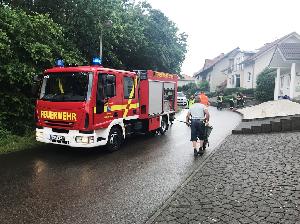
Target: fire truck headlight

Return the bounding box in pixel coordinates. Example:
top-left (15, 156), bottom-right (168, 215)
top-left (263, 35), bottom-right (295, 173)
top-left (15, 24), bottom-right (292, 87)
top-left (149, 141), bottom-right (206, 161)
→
top-left (81, 136), bottom-right (89, 144)
top-left (75, 136), bottom-right (82, 143)
top-left (36, 131), bottom-right (43, 138)
top-left (75, 136), bottom-right (94, 144)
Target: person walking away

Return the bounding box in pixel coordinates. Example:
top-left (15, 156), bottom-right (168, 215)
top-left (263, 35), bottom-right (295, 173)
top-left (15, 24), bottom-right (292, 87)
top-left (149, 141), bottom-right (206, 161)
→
top-left (188, 95), bottom-right (195, 109)
top-left (216, 94), bottom-right (223, 110)
top-left (199, 91), bottom-right (210, 107)
top-left (186, 96), bottom-right (210, 156)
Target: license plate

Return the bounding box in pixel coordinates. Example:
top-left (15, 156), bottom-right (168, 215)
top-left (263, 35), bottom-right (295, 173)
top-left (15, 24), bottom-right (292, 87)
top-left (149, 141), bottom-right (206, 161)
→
top-left (50, 135), bottom-right (65, 141)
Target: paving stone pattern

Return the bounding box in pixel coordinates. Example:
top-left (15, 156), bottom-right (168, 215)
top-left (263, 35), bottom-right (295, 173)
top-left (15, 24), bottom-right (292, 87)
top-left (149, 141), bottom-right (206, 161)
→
top-left (151, 133), bottom-right (300, 224)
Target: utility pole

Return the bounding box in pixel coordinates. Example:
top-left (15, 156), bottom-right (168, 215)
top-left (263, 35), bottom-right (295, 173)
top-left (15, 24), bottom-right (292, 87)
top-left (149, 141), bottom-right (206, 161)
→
top-left (99, 29), bottom-right (103, 60)
top-left (98, 20), bottom-right (112, 64)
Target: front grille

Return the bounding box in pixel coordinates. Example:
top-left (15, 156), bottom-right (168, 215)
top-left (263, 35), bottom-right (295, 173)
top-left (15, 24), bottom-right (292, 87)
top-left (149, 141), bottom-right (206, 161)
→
top-left (45, 120), bottom-right (74, 128)
top-left (52, 128), bottom-right (69, 134)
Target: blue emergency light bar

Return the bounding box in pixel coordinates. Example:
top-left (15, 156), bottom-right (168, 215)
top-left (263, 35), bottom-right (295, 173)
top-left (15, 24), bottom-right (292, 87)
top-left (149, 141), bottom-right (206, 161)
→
top-left (92, 57), bottom-right (102, 66)
top-left (55, 59), bottom-right (64, 67)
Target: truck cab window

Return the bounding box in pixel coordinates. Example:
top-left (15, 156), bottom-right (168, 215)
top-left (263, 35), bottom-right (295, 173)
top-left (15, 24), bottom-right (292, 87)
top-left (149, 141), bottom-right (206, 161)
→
top-left (124, 77), bottom-right (135, 99)
top-left (104, 74), bottom-right (116, 98)
top-left (40, 72), bottom-right (90, 102)
top-left (96, 74), bottom-right (116, 114)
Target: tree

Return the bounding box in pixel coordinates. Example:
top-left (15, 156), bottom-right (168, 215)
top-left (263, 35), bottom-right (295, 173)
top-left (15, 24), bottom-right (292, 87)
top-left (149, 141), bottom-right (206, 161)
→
top-left (255, 68), bottom-right (276, 102)
top-left (0, 5), bottom-right (83, 133)
top-left (2, 0), bottom-right (187, 73)
top-left (199, 81), bottom-right (209, 92)
top-left (0, 0), bottom-right (188, 135)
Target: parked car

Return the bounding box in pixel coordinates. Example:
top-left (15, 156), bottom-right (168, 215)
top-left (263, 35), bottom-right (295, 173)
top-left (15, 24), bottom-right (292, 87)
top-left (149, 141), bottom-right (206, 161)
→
top-left (177, 92), bottom-right (187, 106)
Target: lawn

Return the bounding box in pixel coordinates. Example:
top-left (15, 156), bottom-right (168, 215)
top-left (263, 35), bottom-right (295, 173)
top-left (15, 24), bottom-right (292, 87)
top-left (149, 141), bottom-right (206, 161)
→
top-left (0, 132), bottom-right (41, 154)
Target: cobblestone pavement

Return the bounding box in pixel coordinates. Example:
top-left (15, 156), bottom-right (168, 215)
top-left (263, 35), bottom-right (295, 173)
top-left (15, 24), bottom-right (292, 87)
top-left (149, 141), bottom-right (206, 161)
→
top-left (148, 133), bottom-right (300, 224)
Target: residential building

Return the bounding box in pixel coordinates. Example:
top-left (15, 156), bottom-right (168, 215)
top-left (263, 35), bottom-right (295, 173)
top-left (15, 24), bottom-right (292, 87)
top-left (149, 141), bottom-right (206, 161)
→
top-left (177, 74), bottom-right (197, 87)
top-left (241, 32), bottom-right (300, 89)
top-left (269, 43), bottom-right (300, 100)
top-left (223, 51), bottom-right (255, 89)
top-left (194, 32), bottom-right (300, 93)
top-left (194, 48), bottom-right (240, 92)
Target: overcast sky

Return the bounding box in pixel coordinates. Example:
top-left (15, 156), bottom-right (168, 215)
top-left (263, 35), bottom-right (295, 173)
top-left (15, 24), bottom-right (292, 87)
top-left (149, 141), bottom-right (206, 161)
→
top-left (145, 0), bottom-right (300, 76)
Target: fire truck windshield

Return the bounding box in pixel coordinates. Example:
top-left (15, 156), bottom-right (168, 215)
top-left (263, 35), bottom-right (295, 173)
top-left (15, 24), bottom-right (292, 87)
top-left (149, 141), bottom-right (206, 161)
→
top-left (39, 72), bottom-right (93, 102)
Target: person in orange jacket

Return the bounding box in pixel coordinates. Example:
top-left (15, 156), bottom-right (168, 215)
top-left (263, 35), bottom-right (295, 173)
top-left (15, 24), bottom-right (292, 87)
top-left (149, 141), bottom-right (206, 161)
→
top-left (199, 91), bottom-right (210, 107)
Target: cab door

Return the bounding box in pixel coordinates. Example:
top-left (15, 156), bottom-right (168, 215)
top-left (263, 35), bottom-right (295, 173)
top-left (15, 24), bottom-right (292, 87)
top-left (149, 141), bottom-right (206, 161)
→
top-left (93, 72), bottom-right (123, 128)
top-left (122, 74), bottom-right (139, 118)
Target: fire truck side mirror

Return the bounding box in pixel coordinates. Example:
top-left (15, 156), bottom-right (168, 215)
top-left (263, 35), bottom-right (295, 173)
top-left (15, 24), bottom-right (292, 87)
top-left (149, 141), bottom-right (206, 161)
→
top-left (33, 74), bottom-right (41, 82)
top-left (32, 74), bottom-right (42, 96)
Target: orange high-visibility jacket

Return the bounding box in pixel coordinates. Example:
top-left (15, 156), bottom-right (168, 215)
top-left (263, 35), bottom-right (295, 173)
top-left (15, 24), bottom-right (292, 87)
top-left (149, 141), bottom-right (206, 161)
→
top-left (199, 93), bottom-right (210, 106)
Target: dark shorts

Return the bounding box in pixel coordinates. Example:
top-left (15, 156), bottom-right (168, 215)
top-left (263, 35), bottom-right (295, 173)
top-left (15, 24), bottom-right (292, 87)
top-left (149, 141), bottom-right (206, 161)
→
top-left (190, 119), bottom-right (205, 141)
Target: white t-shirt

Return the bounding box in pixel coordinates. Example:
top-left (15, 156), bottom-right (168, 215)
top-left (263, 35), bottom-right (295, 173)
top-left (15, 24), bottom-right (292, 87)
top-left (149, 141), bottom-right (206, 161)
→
top-left (188, 103), bottom-right (206, 119)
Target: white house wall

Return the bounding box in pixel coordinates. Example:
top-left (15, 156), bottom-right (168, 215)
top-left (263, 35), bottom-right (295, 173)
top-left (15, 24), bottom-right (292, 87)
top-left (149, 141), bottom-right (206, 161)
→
top-left (280, 73), bottom-right (291, 96)
top-left (242, 64), bottom-right (254, 89)
top-left (240, 70), bottom-right (245, 88)
top-left (209, 58), bottom-right (229, 92)
top-left (253, 48), bottom-right (276, 88)
top-left (232, 52), bottom-right (244, 88)
top-left (227, 75), bottom-right (233, 88)
top-left (206, 71), bottom-right (213, 90)
top-left (294, 63), bottom-right (300, 98)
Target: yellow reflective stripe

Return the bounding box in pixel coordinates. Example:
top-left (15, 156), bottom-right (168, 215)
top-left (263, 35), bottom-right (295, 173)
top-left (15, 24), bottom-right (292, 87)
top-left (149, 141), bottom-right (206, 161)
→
top-left (123, 78), bottom-right (136, 118)
top-left (94, 107), bottom-right (96, 113)
top-left (111, 103), bottom-right (139, 111)
top-left (129, 103), bottom-right (139, 109)
top-left (101, 103), bottom-right (140, 114)
top-left (111, 105), bottom-right (126, 111)
top-left (58, 79), bottom-right (64, 94)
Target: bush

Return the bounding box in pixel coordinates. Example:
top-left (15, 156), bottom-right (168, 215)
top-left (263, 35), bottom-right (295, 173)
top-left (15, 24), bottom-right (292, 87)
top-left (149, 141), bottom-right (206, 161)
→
top-left (0, 127), bottom-right (11, 141)
top-left (178, 81), bottom-right (210, 98)
top-left (222, 88), bottom-right (240, 96)
top-left (199, 80), bottom-right (210, 92)
top-left (206, 92), bottom-right (218, 98)
top-left (222, 87), bottom-right (249, 96)
top-left (223, 95), bottom-right (235, 103)
top-left (241, 88), bottom-right (255, 96)
top-left (255, 68), bottom-right (276, 102)
top-left (0, 6), bottom-right (83, 134)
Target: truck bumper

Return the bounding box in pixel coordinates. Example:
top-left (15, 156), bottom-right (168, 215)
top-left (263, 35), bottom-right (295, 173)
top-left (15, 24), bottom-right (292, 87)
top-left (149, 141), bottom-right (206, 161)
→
top-left (36, 127), bottom-right (108, 148)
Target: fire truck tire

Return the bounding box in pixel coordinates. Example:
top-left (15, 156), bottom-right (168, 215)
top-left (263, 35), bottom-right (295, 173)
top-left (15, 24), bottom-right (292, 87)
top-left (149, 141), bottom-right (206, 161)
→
top-left (107, 127), bottom-right (123, 152)
top-left (158, 117), bottom-right (168, 135)
top-left (147, 130), bottom-right (157, 137)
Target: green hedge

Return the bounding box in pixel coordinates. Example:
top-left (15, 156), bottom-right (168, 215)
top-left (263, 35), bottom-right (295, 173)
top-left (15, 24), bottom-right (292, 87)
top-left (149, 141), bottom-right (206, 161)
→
top-left (222, 87), bottom-right (254, 96)
top-left (255, 68), bottom-right (276, 102)
top-left (207, 88), bottom-right (254, 98)
top-left (178, 81), bottom-right (209, 98)
top-left (223, 95), bottom-right (234, 102)
top-left (0, 6), bottom-right (83, 134)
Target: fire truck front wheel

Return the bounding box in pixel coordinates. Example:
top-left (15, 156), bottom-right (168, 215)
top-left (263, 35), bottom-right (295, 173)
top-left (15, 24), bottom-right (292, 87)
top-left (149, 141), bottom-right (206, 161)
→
top-left (107, 126), bottom-right (123, 152)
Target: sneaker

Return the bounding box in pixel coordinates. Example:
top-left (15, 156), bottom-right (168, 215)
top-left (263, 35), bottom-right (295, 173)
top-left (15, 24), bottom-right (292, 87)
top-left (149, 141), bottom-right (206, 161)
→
top-left (194, 148), bottom-right (198, 156)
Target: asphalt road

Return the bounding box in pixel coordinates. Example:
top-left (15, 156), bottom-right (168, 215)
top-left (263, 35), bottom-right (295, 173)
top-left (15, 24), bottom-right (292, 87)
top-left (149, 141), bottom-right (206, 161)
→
top-left (0, 107), bottom-right (241, 224)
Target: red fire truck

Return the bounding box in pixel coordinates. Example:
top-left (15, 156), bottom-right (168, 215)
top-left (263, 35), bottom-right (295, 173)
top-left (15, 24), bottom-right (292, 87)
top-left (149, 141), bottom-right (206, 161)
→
top-left (35, 59), bottom-right (177, 151)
